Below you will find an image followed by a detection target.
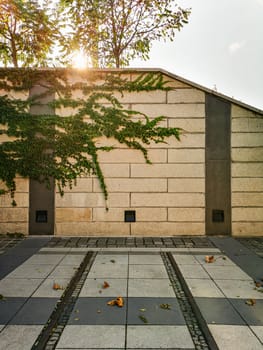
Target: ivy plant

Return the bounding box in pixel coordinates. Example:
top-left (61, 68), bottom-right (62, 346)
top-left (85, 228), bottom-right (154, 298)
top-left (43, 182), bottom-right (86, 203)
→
top-left (0, 69), bottom-right (181, 207)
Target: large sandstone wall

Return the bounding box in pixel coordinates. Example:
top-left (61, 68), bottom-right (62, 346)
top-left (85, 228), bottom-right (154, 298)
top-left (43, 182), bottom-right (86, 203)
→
top-left (55, 72), bottom-right (206, 236)
top-left (231, 105), bottom-right (263, 236)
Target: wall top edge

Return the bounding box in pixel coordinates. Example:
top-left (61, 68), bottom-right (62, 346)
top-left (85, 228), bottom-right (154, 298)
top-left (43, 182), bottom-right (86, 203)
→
top-left (0, 67), bottom-right (262, 116)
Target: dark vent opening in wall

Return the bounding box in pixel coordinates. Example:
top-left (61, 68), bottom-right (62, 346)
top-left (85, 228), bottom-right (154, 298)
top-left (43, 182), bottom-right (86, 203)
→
top-left (36, 210), bottom-right (48, 223)
top-left (124, 210), bottom-right (136, 222)
top-left (212, 209), bottom-right (224, 223)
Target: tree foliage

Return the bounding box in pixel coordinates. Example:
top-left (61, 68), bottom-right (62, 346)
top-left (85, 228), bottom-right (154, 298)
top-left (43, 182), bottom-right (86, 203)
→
top-left (0, 0), bottom-right (59, 67)
top-left (60, 0), bottom-right (191, 67)
top-left (0, 69), bottom-right (181, 206)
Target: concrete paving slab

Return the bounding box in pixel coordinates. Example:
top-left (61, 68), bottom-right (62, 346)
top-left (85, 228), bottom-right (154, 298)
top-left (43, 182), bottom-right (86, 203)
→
top-left (188, 248), bottom-right (221, 253)
top-left (0, 278), bottom-right (43, 297)
top-left (194, 254), bottom-right (236, 266)
top-left (129, 254), bottom-right (163, 265)
top-left (195, 297), bottom-right (245, 325)
top-left (128, 279), bottom-right (175, 297)
top-left (23, 254), bottom-right (65, 265)
top-left (79, 278), bottom-right (127, 297)
top-left (208, 324), bottom-right (263, 350)
top-left (172, 254), bottom-right (199, 265)
top-left (94, 254), bottom-right (128, 265)
top-left (0, 298), bottom-right (26, 324)
top-left (178, 264), bottom-right (210, 279)
top-left (10, 298), bottom-right (58, 325)
top-left (88, 263), bottom-right (128, 279)
top-left (203, 265), bottom-right (252, 280)
top-left (127, 298), bottom-right (185, 325)
top-left (251, 326), bottom-right (263, 342)
top-left (0, 325), bottom-right (43, 350)
top-left (215, 279), bottom-right (263, 299)
top-left (129, 265), bottom-right (168, 279)
top-left (230, 299), bottom-right (263, 325)
top-left (48, 265), bottom-right (77, 279)
top-left (39, 248), bottom-right (72, 253)
top-left (126, 325), bottom-right (195, 349)
top-left (68, 298), bottom-right (126, 325)
top-left (32, 278), bottom-right (70, 298)
top-left (59, 254), bottom-right (85, 265)
top-left (7, 264), bottom-right (55, 279)
top-left (56, 325), bottom-right (126, 349)
top-left (186, 278), bottom-right (225, 298)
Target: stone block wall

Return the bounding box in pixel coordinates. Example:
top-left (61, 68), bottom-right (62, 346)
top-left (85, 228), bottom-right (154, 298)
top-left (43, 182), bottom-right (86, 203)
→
top-left (231, 105), bottom-right (263, 236)
top-left (55, 72), bottom-right (206, 236)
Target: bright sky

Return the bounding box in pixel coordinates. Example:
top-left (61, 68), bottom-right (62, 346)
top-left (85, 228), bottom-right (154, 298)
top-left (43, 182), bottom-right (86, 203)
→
top-left (130, 0), bottom-right (263, 111)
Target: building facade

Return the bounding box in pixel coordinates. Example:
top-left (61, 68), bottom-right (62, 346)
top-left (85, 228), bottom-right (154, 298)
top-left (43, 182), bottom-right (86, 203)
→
top-left (0, 68), bottom-right (262, 236)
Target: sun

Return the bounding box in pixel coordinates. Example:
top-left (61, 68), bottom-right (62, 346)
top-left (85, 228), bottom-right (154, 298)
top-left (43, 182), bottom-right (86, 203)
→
top-left (72, 51), bottom-right (89, 69)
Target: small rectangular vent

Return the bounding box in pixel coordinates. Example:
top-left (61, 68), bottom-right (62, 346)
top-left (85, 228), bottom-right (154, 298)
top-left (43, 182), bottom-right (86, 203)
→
top-left (36, 210), bottom-right (48, 223)
top-left (212, 209), bottom-right (224, 223)
top-left (124, 210), bottom-right (136, 222)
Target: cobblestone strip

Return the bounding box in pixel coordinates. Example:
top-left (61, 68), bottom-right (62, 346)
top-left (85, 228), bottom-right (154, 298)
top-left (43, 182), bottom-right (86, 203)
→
top-left (236, 237), bottom-right (263, 258)
top-left (0, 235), bottom-right (24, 254)
top-left (31, 251), bottom-right (97, 350)
top-left (45, 236), bottom-right (215, 249)
top-left (161, 252), bottom-right (218, 350)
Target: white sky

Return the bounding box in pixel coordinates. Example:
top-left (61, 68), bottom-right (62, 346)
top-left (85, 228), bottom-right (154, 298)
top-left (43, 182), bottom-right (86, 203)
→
top-left (130, 0), bottom-right (263, 111)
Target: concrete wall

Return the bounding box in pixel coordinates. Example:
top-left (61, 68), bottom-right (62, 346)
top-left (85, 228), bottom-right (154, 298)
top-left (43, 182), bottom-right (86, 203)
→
top-left (231, 105), bottom-right (263, 236)
top-left (0, 69), bottom-right (262, 236)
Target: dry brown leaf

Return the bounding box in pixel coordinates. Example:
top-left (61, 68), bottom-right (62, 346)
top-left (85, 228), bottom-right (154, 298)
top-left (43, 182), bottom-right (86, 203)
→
top-left (254, 281), bottom-right (262, 288)
top-left (107, 296), bottom-right (124, 307)
top-left (245, 299), bottom-right (256, 306)
top-left (205, 255), bottom-right (215, 263)
top-left (103, 281), bottom-right (110, 289)
top-left (53, 282), bottom-right (63, 290)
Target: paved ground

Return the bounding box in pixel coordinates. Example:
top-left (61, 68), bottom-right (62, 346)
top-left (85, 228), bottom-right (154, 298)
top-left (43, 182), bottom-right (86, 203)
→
top-left (0, 235), bottom-right (262, 350)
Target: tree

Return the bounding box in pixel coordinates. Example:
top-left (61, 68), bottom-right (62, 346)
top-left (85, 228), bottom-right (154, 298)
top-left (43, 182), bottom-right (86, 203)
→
top-left (60, 0), bottom-right (191, 67)
top-left (0, 0), bottom-right (59, 67)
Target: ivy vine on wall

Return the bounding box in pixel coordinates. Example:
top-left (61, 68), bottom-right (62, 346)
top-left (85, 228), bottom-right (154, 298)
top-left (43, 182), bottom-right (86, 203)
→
top-left (0, 68), bottom-right (181, 208)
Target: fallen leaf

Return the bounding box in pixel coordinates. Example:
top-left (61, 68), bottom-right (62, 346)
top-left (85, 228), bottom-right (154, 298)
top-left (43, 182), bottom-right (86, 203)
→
top-left (254, 281), bottom-right (262, 288)
top-left (102, 281), bottom-right (110, 289)
top-left (74, 318), bottom-right (79, 321)
top-left (139, 308), bottom-right (146, 312)
top-left (107, 296), bottom-right (124, 307)
top-left (245, 299), bottom-right (256, 306)
top-left (160, 303), bottom-right (171, 310)
top-left (53, 282), bottom-right (64, 290)
top-left (110, 259), bottom-right (116, 263)
top-left (99, 290), bottom-right (102, 294)
top-left (139, 315), bottom-right (148, 323)
top-left (97, 309), bottom-right (101, 313)
top-left (205, 255), bottom-right (215, 263)
top-left (75, 309), bottom-right (79, 313)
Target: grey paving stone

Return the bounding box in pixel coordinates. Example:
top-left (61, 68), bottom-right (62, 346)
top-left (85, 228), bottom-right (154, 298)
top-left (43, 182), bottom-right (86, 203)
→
top-left (251, 326), bottom-right (263, 342)
top-left (203, 265), bottom-right (251, 280)
top-left (0, 325), bottom-right (43, 350)
top-left (128, 279), bottom-right (175, 297)
top-left (23, 254), bottom-right (65, 265)
top-left (127, 298), bottom-right (185, 325)
top-left (126, 325), bottom-right (194, 349)
top-left (88, 263), bottom-right (128, 279)
top-left (230, 299), bottom-right (263, 325)
top-left (7, 264), bottom-right (55, 279)
top-left (59, 254), bottom-right (85, 265)
top-left (48, 265), bottom-right (77, 279)
top-left (0, 298), bottom-right (26, 324)
top-left (195, 297), bottom-right (245, 325)
top-left (79, 278), bottom-right (127, 297)
top-left (10, 298), bottom-right (58, 325)
top-left (129, 264), bottom-right (168, 279)
top-left (94, 254), bottom-right (128, 265)
top-left (129, 254), bottom-right (163, 265)
top-left (172, 254), bottom-right (199, 265)
top-left (32, 278), bottom-right (70, 298)
top-left (215, 279), bottom-right (263, 299)
top-left (178, 264), bottom-right (210, 279)
top-left (0, 278), bottom-right (43, 297)
top-left (68, 298), bottom-right (126, 325)
top-left (56, 325), bottom-right (125, 348)
top-left (209, 324), bottom-right (263, 350)
top-left (185, 278), bottom-right (225, 297)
